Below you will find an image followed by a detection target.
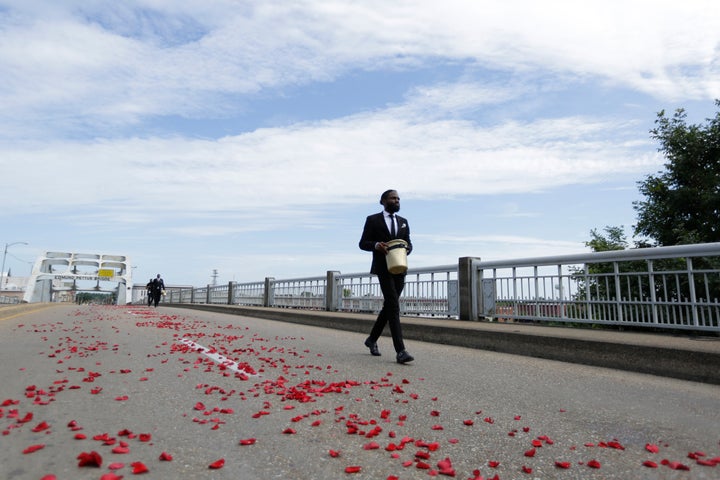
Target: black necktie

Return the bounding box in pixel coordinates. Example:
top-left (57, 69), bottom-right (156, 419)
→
top-left (390, 214), bottom-right (396, 238)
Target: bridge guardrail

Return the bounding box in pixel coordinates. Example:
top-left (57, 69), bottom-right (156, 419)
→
top-left (134, 242), bottom-right (720, 332)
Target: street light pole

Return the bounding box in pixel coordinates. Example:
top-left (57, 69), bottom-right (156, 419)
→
top-left (1, 241), bottom-right (28, 288)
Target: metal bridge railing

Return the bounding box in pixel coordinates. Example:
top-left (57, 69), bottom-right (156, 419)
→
top-left (479, 242), bottom-right (720, 331)
top-left (158, 265), bottom-right (460, 318)
top-left (0, 295), bottom-right (22, 305)
top-left (136, 242), bottom-right (720, 332)
top-left (335, 266), bottom-right (458, 317)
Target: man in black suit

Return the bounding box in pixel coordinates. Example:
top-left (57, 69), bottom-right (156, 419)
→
top-left (359, 189), bottom-right (414, 364)
top-left (151, 274), bottom-right (165, 307)
top-left (146, 279), bottom-right (154, 307)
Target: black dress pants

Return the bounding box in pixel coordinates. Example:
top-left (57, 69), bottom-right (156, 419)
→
top-left (369, 272), bottom-right (406, 353)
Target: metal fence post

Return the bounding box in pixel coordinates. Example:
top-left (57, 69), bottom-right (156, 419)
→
top-left (458, 257), bottom-right (482, 321)
top-left (228, 281), bottom-right (236, 305)
top-left (326, 271), bottom-right (339, 312)
top-left (264, 277), bottom-right (274, 307)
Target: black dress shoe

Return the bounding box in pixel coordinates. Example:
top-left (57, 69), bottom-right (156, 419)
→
top-left (396, 350), bottom-right (414, 364)
top-left (364, 338), bottom-right (381, 356)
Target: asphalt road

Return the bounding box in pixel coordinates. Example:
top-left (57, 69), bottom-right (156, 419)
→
top-left (1, 304), bottom-right (718, 480)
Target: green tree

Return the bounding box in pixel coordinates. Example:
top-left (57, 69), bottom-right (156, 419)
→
top-left (585, 226), bottom-right (628, 252)
top-left (633, 100), bottom-right (720, 246)
top-left (572, 226), bottom-right (644, 304)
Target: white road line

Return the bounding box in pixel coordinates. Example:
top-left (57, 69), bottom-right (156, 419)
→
top-left (179, 338), bottom-right (260, 377)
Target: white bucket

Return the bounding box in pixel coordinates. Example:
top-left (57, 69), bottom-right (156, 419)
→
top-left (385, 239), bottom-right (408, 274)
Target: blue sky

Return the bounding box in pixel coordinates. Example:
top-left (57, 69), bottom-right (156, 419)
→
top-left (1, 0), bottom-right (719, 287)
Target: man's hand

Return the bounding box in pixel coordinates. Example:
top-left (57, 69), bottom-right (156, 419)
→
top-left (375, 242), bottom-right (389, 254)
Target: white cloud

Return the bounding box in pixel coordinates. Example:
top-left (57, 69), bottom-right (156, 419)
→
top-left (1, 0), bottom-right (718, 138)
top-left (0, 82), bottom-right (662, 225)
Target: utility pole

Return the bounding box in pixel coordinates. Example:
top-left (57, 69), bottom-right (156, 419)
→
top-left (1, 241), bottom-right (28, 288)
top-left (211, 269), bottom-right (218, 286)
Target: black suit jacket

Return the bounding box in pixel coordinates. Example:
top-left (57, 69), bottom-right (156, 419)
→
top-left (359, 212), bottom-right (412, 275)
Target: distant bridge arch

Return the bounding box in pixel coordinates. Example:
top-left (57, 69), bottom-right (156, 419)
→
top-left (23, 252), bottom-right (132, 305)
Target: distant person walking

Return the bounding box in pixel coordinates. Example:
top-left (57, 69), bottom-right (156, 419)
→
top-left (359, 189), bottom-right (414, 364)
top-left (146, 278), bottom-right (154, 307)
top-left (151, 274), bottom-right (165, 307)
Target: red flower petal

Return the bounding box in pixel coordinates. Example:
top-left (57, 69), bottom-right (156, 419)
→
top-left (645, 443), bottom-right (660, 453)
top-left (522, 465), bottom-right (533, 474)
top-left (538, 435), bottom-right (554, 445)
top-left (111, 446), bottom-right (130, 454)
top-left (23, 444), bottom-right (45, 454)
top-left (239, 438), bottom-right (256, 446)
top-left (587, 459), bottom-right (601, 469)
top-left (554, 461), bottom-right (571, 469)
top-left (32, 421), bottom-right (51, 432)
top-left (437, 457), bottom-right (455, 476)
top-left (209, 459), bottom-right (225, 469)
top-left (282, 428), bottom-right (296, 434)
top-left (524, 448), bottom-right (536, 457)
top-left (131, 461), bottom-right (149, 473)
top-left (100, 474), bottom-right (123, 480)
top-left (488, 460), bottom-right (500, 468)
top-left (329, 450), bottom-right (341, 458)
top-left (159, 452), bottom-right (173, 461)
top-left (642, 460), bottom-right (658, 468)
top-left (108, 462), bottom-right (124, 470)
top-left (662, 460), bottom-right (690, 470)
top-left (77, 451), bottom-right (103, 467)
top-left (345, 466), bottom-right (361, 473)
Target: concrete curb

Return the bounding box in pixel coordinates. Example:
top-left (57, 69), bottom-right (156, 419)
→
top-left (166, 304), bottom-right (720, 385)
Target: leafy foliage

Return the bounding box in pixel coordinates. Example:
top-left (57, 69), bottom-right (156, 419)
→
top-left (633, 100), bottom-right (720, 246)
top-left (571, 227), bottom-right (648, 304)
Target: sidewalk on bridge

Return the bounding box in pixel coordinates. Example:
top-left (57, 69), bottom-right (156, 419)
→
top-left (168, 303), bottom-right (720, 385)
